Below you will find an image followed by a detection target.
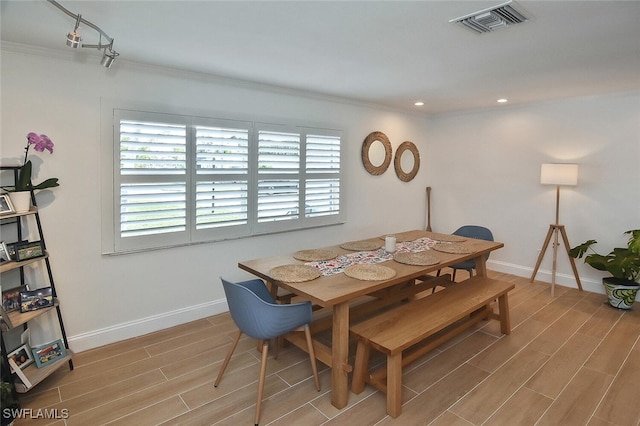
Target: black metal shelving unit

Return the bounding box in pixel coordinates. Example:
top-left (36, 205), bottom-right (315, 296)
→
top-left (0, 165), bottom-right (73, 393)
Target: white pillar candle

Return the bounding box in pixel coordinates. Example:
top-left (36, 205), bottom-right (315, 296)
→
top-left (385, 235), bottom-right (396, 253)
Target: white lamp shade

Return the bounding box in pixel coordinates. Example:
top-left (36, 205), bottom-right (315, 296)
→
top-left (540, 163), bottom-right (578, 186)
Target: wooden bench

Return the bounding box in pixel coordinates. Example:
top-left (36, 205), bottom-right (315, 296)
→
top-left (350, 276), bottom-right (515, 417)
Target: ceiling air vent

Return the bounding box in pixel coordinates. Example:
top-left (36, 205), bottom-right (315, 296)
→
top-left (450, 1), bottom-right (527, 34)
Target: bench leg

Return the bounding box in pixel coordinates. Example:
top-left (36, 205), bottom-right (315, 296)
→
top-left (387, 353), bottom-right (402, 418)
top-left (351, 340), bottom-right (370, 394)
top-left (498, 293), bottom-right (511, 335)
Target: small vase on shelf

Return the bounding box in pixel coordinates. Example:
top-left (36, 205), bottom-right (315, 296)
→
top-left (9, 191), bottom-right (31, 213)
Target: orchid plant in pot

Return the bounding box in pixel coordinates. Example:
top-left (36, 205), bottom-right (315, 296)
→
top-left (3, 132), bottom-right (59, 212)
top-left (570, 229), bottom-right (640, 309)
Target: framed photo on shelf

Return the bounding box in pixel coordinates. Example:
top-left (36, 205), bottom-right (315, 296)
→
top-left (5, 241), bottom-right (24, 261)
top-left (15, 240), bottom-right (45, 261)
top-left (7, 343), bottom-right (34, 372)
top-left (0, 194), bottom-right (14, 215)
top-left (19, 287), bottom-right (53, 313)
top-left (2, 285), bottom-right (27, 312)
top-left (32, 339), bottom-right (66, 368)
top-left (0, 241), bottom-right (10, 264)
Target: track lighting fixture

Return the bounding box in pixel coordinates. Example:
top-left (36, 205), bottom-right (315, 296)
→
top-left (66, 14), bottom-right (81, 47)
top-left (100, 49), bottom-right (118, 68)
top-left (47, 0), bottom-right (120, 68)
top-left (66, 31), bottom-right (81, 48)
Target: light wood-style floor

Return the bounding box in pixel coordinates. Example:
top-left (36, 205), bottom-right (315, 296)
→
top-left (14, 272), bottom-right (640, 426)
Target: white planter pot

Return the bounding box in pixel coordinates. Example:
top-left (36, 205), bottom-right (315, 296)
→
top-left (603, 277), bottom-right (639, 310)
top-left (8, 191), bottom-right (31, 213)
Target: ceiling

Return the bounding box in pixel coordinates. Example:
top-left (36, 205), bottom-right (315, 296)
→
top-left (2, 0), bottom-right (639, 114)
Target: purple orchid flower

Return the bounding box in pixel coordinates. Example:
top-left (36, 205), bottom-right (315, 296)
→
top-left (27, 132), bottom-right (41, 145)
top-left (23, 132), bottom-right (55, 164)
top-left (15, 132), bottom-right (59, 191)
top-left (27, 132), bottom-right (54, 154)
top-left (33, 134), bottom-right (54, 154)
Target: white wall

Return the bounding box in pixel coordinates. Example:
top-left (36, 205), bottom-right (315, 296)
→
top-left (1, 46), bottom-right (431, 351)
top-left (426, 92), bottom-right (640, 294)
top-left (2, 45), bottom-right (638, 352)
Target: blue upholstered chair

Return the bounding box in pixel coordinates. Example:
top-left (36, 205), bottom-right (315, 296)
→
top-left (447, 225), bottom-right (494, 280)
top-left (214, 277), bottom-right (320, 425)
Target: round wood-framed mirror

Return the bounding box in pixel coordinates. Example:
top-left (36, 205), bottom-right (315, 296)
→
top-left (362, 131), bottom-right (392, 175)
top-left (394, 141), bottom-right (420, 182)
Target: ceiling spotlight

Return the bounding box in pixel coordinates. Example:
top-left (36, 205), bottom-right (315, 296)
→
top-left (101, 48), bottom-right (119, 68)
top-left (48, 0), bottom-right (119, 68)
top-left (66, 14), bottom-right (81, 47)
top-left (497, 98), bottom-right (509, 103)
top-left (414, 101), bottom-right (425, 106)
top-left (66, 31), bottom-right (81, 48)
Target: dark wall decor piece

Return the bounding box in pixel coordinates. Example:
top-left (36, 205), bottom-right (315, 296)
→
top-left (394, 141), bottom-right (420, 182)
top-left (362, 131), bottom-right (392, 176)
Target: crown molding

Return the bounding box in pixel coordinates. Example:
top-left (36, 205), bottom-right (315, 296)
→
top-left (1, 41), bottom-right (426, 117)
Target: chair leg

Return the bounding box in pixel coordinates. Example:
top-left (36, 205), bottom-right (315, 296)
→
top-left (452, 269), bottom-right (457, 282)
top-left (255, 341), bottom-right (269, 426)
top-left (303, 325), bottom-right (321, 391)
top-left (273, 337), bottom-right (279, 360)
top-left (214, 330), bottom-right (242, 387)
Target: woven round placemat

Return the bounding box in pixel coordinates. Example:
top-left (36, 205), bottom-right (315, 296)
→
top-left (269, 264), bottom-right (321, 282)
top-left (340, 240), bottom-right (381, 251)
top-left (396, 230), bottom-right (426, 242)
top-left (344, 264), bottom-right (396, 281)
top-left (393, 251), bottom-right (441, 266)
top-left (432, 243), bottom-right (473, 254)
top-left (293, 249), bottom-right (338, 262)
top-left (433, 234), bottom-right (467, 242)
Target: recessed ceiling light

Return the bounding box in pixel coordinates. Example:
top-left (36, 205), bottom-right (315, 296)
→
top-left (497, 98), bottom-right (508, 103)
top-left (414, 101), bottom-right (425, 106)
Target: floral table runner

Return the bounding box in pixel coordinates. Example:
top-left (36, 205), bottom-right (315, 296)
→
top-left (307, 237), bottom-right (439, 276)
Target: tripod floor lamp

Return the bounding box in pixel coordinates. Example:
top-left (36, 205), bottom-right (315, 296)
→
top-left (530, 163), bottom-right (583, 296)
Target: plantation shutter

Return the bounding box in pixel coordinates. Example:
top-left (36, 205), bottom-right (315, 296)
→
top-left (194, 124), bottom-right (250, 235)
top-left (305, 133), bottom-right (341, 217)
top-left (118, 117), bottom-right (188, 250)
top-left (109, 109), bottom-right (344, 253)
top-left (257, 129), bottom-right (301, 222)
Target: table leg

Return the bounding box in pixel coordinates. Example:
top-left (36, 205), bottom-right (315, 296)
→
top-left (475, 254), bottom-right (488, 277)
top-left (498, 293), bottom-right (511, 335)
top-left (265, 279), bottom-right (278, 300)
top-left (331, 302), bottom-right (350, 409)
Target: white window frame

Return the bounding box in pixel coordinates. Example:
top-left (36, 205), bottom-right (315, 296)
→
top-left (101, 108), bottom-right (344, 254)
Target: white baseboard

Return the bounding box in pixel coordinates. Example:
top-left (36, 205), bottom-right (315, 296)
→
top-left (67, 261), bottom-right (630, 353)
top-left (487, 259), bottom-right (605, 295)
top-left (67, 298), bottom-right (228, 353)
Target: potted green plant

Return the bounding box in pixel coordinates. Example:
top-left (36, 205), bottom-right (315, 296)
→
top-left (2, 132), bottom-right (59, 212)
top-left (570, 229), bottom-right (640, 309)
top-left (1, 381), bottom-right (19, 425)
top-left (1, 356), bottom-right (19, 425)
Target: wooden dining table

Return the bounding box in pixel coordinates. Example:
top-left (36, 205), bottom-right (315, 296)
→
top-left (238, 229), bottom-right (504, 409)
